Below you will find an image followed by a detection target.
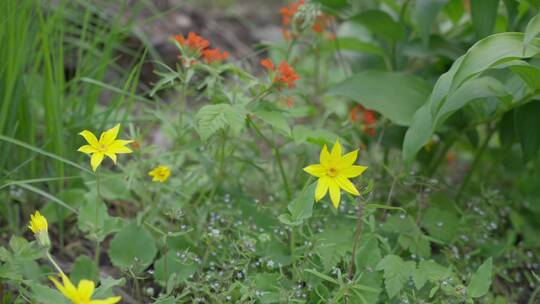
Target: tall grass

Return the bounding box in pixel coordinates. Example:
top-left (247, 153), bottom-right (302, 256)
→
top-left (0, 0), bottom-right (153, 235)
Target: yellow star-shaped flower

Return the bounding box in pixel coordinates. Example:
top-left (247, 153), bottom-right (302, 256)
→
top-left (50, 273), bottom-right (121, 304)
top-left (77, 124), bottom-right (133, 172)
top-left (303, 140), bottom-right (367, 208)
top-left (148, 165), bottom-right (171, 182)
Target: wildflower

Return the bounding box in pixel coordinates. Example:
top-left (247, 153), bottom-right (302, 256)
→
top-left (174, 32), bottom-right (209, 53)
top-left (50, 273), bottom-right (121, 304)
top-left (349, 105), bottom-right (365, 122)
top-left (312, 14), bottom-right (333, 33)
top-left (275, 61), bottom-right (300, 89)
top-left (260, 58), bottom-right (275, 71)
top-left (303, 141), bottom-right (367, 208)
top-left (78, 124), bottom-right (133, 172)
top-left (202, 48), bottom-right (229, 64)
top-left (280, 0), bottom-right (304, 26)
top-left (28, 211), bottom-right (50, 248)
top-left (285, 97), bottom-right (294, 108)
top-left (148, 165), bottom-right (171, 182)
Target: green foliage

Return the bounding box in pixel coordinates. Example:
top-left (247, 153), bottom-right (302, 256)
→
top-left (108, 222), bottom-right (157, 272)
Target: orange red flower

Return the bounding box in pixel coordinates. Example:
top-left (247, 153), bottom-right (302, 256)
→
top-left (276, 61), bottom-right (300, 89)
top-left (280, 0), bottom-right (304, 26)
top-left (260, 58), bottom-right (275, 71)
top-left (202, 48), bottom-right (229, 64)
top-left (350, 104), bottom-right (377, 137)
top-left (174, 32), bottom-right (209, 52)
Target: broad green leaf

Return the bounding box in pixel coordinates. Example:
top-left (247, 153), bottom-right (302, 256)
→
top-left (376, 255), bottom-right (415, 298)
top-left (329, 71), bottom-right (430, 126)
top-left (355, 234), bottom-right (382, 270)
top-left (93, 277), bottom-right (126, 299)
top-left (412, 260), bottom-right (451, 290)
top-left (108, 222), bottom-right (157, 272)
top-left (326, 37), bottom-right (386, 56)
top-left (350, 10), bottom-right (404, 42)
top-left (471, 0), bottom-right (500, 38)
top-left (524, 11), bottom-right (540, 51)
top-left (444, 0), bottom-right (465, 24)
top-left (403, 33), bottom-right (540, 162)
top-left (499, 110), bottom-right (516, 146)
top-left (413, 0), bottom-right (448, 44)
top-left (514, 101), bottom-right (540, 162)
top-left (287, 182), bottom-right (317, 223)
top-left (421, 207), bottom-right (460, 242)
top-left (314, 224), bottom-right (354, 271)
top-left (467, 257), bottom-right (493, 298)
top-left (70, 256), bottom-right (97, 284)
top-left (196, 103), bottom-right (247, 140)
top-left (510, 62), bottom-right (540, 89)
top-left (292, 125), bottom-right (338, 145)
top-left (253, 109), bottom-right (291, 136)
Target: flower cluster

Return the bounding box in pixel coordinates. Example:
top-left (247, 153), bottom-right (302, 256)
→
top-left (350, 104), bottom-right (377, 137)
top-left (279, 0), bottom-right (333, 40)
top-left (261, 59), bottom-right (300, 89)
top-left (174, 32), bottom-right (229, 65)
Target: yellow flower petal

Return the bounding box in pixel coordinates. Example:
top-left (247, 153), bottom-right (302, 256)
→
top-left (315, 176), bottom-right (329, 201)
top-left (89, 297), bottom-right (122, 304)
top-left (104, 152), bottom-right (117, 164)
top-left (337, 149), bottom-right (358, 169)
top-left (50, 273), bottom-right (78, 301)
top-left (79, 130), bottom-right (100, 148)
top-left (330, 140), bottom-right (342, 159)
top-left (336, 176), bottom-right (360, 196)
top-left (303, 164), bottom-right (326, 177)
top-left (90, 152), bottom-right (104, 172)
top-left (28, 211), bottom-right (48, 234)
top-left (77, 280), bottom-right (95, 301)
top-left (78, 145), bottom-right (98, 155)
top-left (107, 143), bottom-right (133, 154)
top-left (319, 144), bottom-right (331, 165)
top-left (340, 165), bottom-right (368, 178)
top-left (328, 178), bottom-right (341, 208)
top-left (99, 124), bottom-right (120, 146)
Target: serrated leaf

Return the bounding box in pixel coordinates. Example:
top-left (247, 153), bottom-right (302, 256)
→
top-left (467, 257), bottom-right (493, 298)
top-left (314, 224), bottom-right (354, 271)
top-left (196, 104), bottom-right (247, 140)
top-left (376, 255), bottom-right (415, 298)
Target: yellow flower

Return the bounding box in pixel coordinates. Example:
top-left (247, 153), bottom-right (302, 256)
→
top-left (50, 273), bottom-right (121, 304)
top-left (28, 211), bottom-right (50, 247)
top-left (148, 165), bottom-right (171, 182)
top-left (28, 211), bottom-right (48, 234)
top-left (78, 124), bottom-right (133, 172)
top-left (303, 140), bottom-right (367, 208)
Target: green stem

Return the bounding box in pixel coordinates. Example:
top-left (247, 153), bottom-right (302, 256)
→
top-left (347, 199), bottom-right (364, 279)
top-left (46, 252), bottom-right (64, 275)
top-left (94, 170), bottom-right (101, 275)
top-left (248, 118), bottom-right (291, 201)
top-left (456, 125), bottom-right (496, 200)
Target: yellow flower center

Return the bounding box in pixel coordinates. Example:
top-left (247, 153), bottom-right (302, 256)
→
top-left (98, 144), bottom-right (107, 151)
top-left (327, 167), bottom-right (338, 177)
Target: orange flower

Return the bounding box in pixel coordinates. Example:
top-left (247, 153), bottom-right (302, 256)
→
top-left (280, 0), bottom-right (304, 26)
top-left (202, 48), bottom-right (229, 64)
top-left (275, 61), bottom-right (300, 89)
top-left (281, 29), bottom-right (292, 41)
top-left (349, 105), bottom-right (365, 122)
top-left (285, 97), bottom-right (294, 108)
top-left (362, 110), bottom-right (377, 126)
top-left (174, 32), bottom-right (209, 52)
top-left (312, 14), bottom-right (332, 33)
top-left (261, 58), bottom-right (275, 71)
top-left (446, 151), bottom-right (455, 165)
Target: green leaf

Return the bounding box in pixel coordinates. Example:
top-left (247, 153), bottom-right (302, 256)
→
top-left (287, 182), bottom-right (317, 223)
top-left (471, 0), bottom-right (500, 38)
top-left (412, 260), bottom-right (451, 290)
top-left (108, 222), bottom-right (157, 272)
top-left (499, 110), bottom-right (516, 147)
top-left (29, 283), bottom-right (67, 304)
top-left (514, 101), bottom-right (540, 162)
top-left (326, 37), bottom-right (386, 56)
top-left (350, 10), bottom-right (404, 42)
top-left (70, 256), bottom-right (97, 284)
top-left (329, 71), bottom-right (430, 126)
top-left (413, 0), bottom-right (448, 44)
top-left (467, 257), bottom-right (493, 298)
top-left (421, 207), bottom-right (461, 242)
top-left (524, 11), bottom-right (540, 51)
top-left (253, 109), bottom-right (291, 136)
top-left (376, 255), bottom-right (415, 298)
top-left (292, 125), bottom-right (338, 145)
top-left (196, 104), bottom-right (247, 140)
top-left (403, 33), bottom-right (540, 162)
top-left (314, 224), bottom-right (354, 271)
top-left (355, 234), bottom-right (382, 270)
